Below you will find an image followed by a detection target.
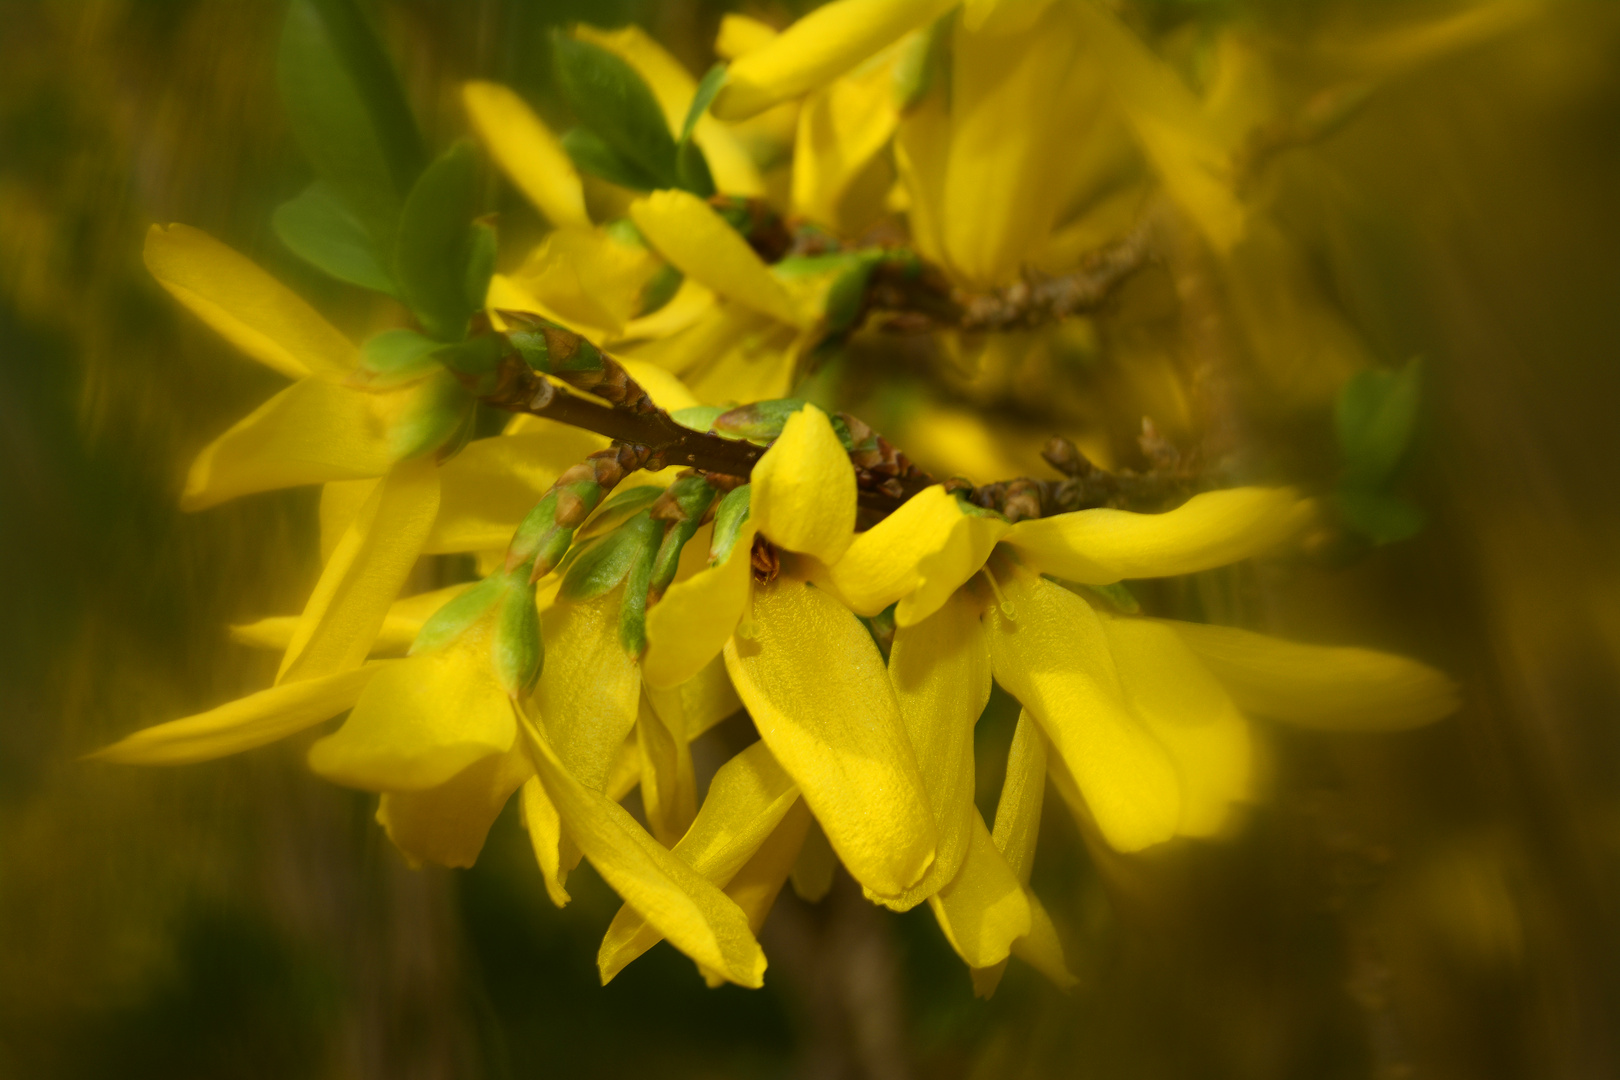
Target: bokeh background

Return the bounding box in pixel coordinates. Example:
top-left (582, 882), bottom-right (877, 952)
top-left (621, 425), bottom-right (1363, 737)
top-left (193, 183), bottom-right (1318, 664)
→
top-left (4, 1), bottom-right (1620, 1077)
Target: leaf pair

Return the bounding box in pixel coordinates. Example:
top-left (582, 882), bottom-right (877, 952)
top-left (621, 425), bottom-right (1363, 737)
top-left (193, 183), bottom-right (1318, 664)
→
top-left (554, 34), bottom-right (724, 197)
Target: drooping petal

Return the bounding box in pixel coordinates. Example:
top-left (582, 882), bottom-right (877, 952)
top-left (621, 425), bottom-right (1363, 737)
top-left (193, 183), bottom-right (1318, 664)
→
top-left (426, 426), bottom-right (609, 554)
top-left (572, 24), bottom-right (763, 197)
top-left (791, 54), bottom-right (900, 232)
top-left (629, 190), bottom-right (802, 326)
top-left (182, 377), bottom-right (398, 510)
top-left (144, 224), bottom-right (356, 380)
top-left (521, 717), bottom-right (767, 988)
top-left (278, 457), bottom-right (440, 684)
top-left (927, 812), bottom-right (1032, 968)
top-left (1004, 487), bottom-right (1312, 585)
top-left (89, 663), bottom-right (386, 766)
top-left (790, 819), bottom-right (837, 902)
top-left (725, 577), bottom-right (936, 896)
top-left (533, 588), bottom-right (643, 793)
top-left (875, 589), bottom-right (991, 910)
top-left (599, 740), bottom-right (799, 982)
top-left (713, 0), bottom-right (957, 121)
top-left (461, 81), bottom-right (590, 229)
top-left (376, 745), bottom-right (534, 868)
top-left (698, 801), bottom-right (812, 987)
top-left (750, 405), bottom-right (856, 563)
top-left (1099, 614), bottom-right (1251, 837)
top-left (988, 572), bottom-right (1182, 852)
top-left (231, 582), bottom-right (475, 655)
top-left (521, 776), bottom-right (573, 907)
top-left (1163, 619), bottom-right (1462, 730)
top-left (643, 522), bottom-right (757, 690)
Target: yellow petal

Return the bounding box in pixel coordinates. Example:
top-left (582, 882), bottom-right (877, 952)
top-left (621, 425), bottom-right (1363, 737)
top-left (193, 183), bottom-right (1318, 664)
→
top-left (927, 811), bottom-right (1032, 968)
top-left (893, 91), bottom-right (951, 270)
top-left (616, 358), bottom-right (701, 412)
top-left (462, 81), bottom-right (590, 229)
top-left (521, 776), bottom-right (573, 907)
top-left (426, 426), bottom-right (609, 554)
top-left (1164, 619), bottom-right (1462, 730)
top-left (231, 582), bottom-right (474, 655)
top-left (182, 378), bottom-right (397, 510)
top-left (307, 618), bottom-right (514, 792)
top-left (629, 190), bottom-right (802, 325)
top-left (1099, 614), bottom-right (1251, 837)
top-left (1004, 487), bottom-right (1312, 584)
top-left (825, 485), bottom-right (1008, 621)
top-left (508, 226), bottom-right (658, 340)
top-left (278, 457), bottom-right (440, 684)
top-left (617, 277), bottom-right (716, 345)
top-left (791, 57), bottom-right (900, 230)
top-left (598, 739), bottom-right (799, 982)
top-left (671, 654), bottom-right (745, 738)
top-left (642, 522), bottom-right (756, 690)
top-left (790, 819), bottom-right (837, 902)
top-left (875, 588), bottom-right (991, 909)
top-left (961, 0), bottom-right (1055, 34)
top-left (572, 24), bottom-right (763, 197)
top-left (521, 716), bottom-right (767, 988)
top-left (533, 588), bottom-right (643, 792)
top-left (713, 0), bottom-right (957, 120)
top-left (707, 800), bottom-right (812, 950)
top-left (988, 573), bottom-right (1181, 852)
top-left (716, 13), bottom-right (778, 59)
top-left (637, 693), bottom-right (697, 847)
top-left (750, 405), bottom-right (856, 563)
top-left (144, 223), bottom-right (356, 380)
top-left (725, 577), bottom-right (936, 895)
top-left (89, 664), bottom-right (385, 766)
top-left (377, 745), bottom-right (534, 868)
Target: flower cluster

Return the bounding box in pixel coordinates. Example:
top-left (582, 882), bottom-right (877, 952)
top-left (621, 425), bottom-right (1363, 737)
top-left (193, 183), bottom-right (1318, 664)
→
top-left (97, 0), bottom-right (1468, 993)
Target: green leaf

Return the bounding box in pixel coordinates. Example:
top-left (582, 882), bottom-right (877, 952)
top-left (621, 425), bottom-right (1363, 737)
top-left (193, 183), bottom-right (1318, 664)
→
top-left (675, 138), bottom-right (716, 197)
top-left (682, 65), bottom-right (727, 143)
top-left (463, 219), bottom-right (498, 312)
top-left (560, 127), bottom-right (663, 191)
top-left (277, 0), bottom-right (423, 251)
top-left (1335, 487), bottom-right (1427, 545)
top-left (359, 328), bottom-right (443, 387)
top-left (638, 264), bottom-right (684, 316)
top-left (562, 512), bottom-right (660, 602)
top-left (388, 369), bottom-right (474, 461)
top-left (394, 141), bottom-right (481, 341)
top-left (272, 182), bottom-right (396, 294)
top-left (1335, 357), bottom-right (1424, 488)
top-left (552, 34), bottom-right (678, 188)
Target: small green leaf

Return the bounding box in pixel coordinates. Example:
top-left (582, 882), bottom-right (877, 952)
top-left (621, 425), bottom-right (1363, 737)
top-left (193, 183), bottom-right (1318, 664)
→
top-left (411, 574), bottom-right (503, 655)
top-left (562, 512), bottom-right (660, 602)
top-left (492, 578), bottom-right (543, 694)
top-left (388, 369), bottom-right (474, 461)
top-left (709, 485), bottom-right (752, 564)
top-left (675, 138), bottom-right (716, 197)
top-left (553, 34), bottom-right (679, 188)
top-left (575, 484), bottom-right (664, 542)
top-left (638, 263), bottom-right (684, 316)
top-left (394, 141), bottom-right (481, 341)
top-left (1336, 357), bottom-right (1424, 488)
top-left (464, 219), bottom-right (498, 312)
top-left (273, 182), bottom-right (396, 294)
top-left (359, 328), bottom-right (442, 387)
top-left (671, 404), bottom-right (725, 432)
top-left (560, 127), bottom-right (662, 191)
top-left (822, 252), bottom-right (884, 335)
top-left (433, 335), bottom-right (505, 390)
top-left (1336, 487), bottom-right (1427, 546)
top-left (682, 64), bottom-right (727, 143)
top-left (618, 523), bottom-right (658, 657)
top-left (278, 0), bottom-right (423, 251)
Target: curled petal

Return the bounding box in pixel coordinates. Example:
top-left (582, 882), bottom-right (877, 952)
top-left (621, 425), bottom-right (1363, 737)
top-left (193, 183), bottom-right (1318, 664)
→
top-left (988, 573), bottom-right (1181, 852)
top-left (750, 405), bottom-right (856, 563)
top-left (462, 81), bottom-right (590, 229)
top-left (144, 224), bottom-right (356, 380)
top-left (725, 577), bottom-right (936, 896)
top-left (1004, 487), bottom-right (1312, 585)
top-left (522, 717), bottom-right (767, 988)
top-left (927, 812), bottom-right (1032, 969)
top-left (89, 663), bottom-right (386, 766)
top-left (1163, 619), bottom-right (1462, 730)
top-left (713, 0), bottom-right (957, 121)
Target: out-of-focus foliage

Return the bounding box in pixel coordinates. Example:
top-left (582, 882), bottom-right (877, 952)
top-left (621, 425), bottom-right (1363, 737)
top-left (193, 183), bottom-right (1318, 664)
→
top-left (5, 1), bottom-right (1620, 1078)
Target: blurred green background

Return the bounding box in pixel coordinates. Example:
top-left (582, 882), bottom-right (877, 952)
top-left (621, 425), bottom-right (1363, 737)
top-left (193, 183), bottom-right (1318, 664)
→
top-left (4, 1), bottom-right (1620, 1076)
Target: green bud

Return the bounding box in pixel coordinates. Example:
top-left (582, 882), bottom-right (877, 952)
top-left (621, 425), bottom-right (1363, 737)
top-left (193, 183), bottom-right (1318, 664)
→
top-left (504, 318), bottom-right (605, 375)
top-left (561, 511), bottom-right (660, 601)
top-left (492, 577), bottom-right (543, 695)
top-left (507, 475), bottom-right (608, 579)
top-left (648, 477), bottom-right (717, 598)
top-left (618, 528), bottom-right (657, 658)
top-left (411, 573), bottom-right (504, 655)
top-left (388, 368), bottom-right (474, 461)
top-left (709, 484), bottom-right (751, 564)
top-left (712, 398), bottom-right (809, 441)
